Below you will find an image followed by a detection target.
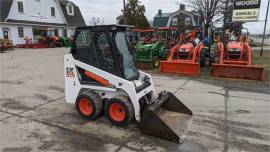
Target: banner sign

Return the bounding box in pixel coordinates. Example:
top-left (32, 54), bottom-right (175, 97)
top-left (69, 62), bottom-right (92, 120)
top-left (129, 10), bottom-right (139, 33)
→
top-left (232, 0), bottom-right (261, 22)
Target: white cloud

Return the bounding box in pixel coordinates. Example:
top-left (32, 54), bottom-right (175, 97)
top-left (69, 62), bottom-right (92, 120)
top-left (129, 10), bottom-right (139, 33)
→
top-left (71, 0), bottom-right (269, 34)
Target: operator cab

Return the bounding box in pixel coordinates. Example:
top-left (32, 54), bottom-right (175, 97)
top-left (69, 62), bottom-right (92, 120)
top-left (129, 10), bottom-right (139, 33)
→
top-left (71, 25), bottom-right (139, 83)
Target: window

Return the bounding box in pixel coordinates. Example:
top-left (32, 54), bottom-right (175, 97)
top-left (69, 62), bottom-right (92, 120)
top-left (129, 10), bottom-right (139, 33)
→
top-left (63, 29), bottom-right (67, 37)
top-left (17, 1), bottom-right (24, 13)
top-left (67, 4), bottom-right (74, 15)
top-left (73, 30), bottom-right (118, 75)
top-left (76, 30), bottom-right (91, 48)
top-left (54, 29), bottom-right (58, 36)
top-left (185, 17), bottom-right (191, 26)
top-left (70, 29), bottom-right (75, 37)
top-left (18, 27), bottom-right (24, 37)
top-left (172, 18), bottom-right (178, 26)
top-left (51, 7), bottom-right (55, 17)
top-left (94, 32), bottom-right (116, 71)
top-left (115, 32), bottom-right (138, 80)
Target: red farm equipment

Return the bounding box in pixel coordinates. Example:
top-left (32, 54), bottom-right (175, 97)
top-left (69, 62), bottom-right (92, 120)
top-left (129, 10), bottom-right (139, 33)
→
top-left (159, 27), bottom-right (178, 49)
top-left (160, 43), bottom-right (203, 75)
top-left (211, 42), bottom-right (264, 80)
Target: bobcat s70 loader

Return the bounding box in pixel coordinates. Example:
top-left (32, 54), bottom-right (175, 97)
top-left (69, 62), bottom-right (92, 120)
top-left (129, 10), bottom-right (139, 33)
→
top-left (64, 25), bottom-right (193, 144)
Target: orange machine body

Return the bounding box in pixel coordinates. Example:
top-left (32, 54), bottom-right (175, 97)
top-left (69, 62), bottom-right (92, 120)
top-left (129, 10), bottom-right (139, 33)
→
top-left (211, 42), bottom-right (264, 80)
top-left (160, 43), bottom-right (203, 75)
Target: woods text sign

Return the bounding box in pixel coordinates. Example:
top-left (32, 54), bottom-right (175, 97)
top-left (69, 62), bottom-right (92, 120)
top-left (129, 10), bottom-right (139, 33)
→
top-left (232, 0), bottom-right (261, 22)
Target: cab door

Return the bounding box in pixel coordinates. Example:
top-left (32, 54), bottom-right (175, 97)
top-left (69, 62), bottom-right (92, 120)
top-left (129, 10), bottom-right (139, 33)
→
top-left (72, 28), bottom-right (122, 85)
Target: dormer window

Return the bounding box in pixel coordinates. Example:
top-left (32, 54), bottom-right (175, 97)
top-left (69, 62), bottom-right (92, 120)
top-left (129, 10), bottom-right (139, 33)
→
top-left (67, 3), bottom-right (74, 16)
top-left (51, 7), bottom-right (55, 17)
top-left (185, 17), bottom-right (191, 26)
top-left (172, 18), bottom-right (178, 26)
top-left (17, 1), bottom-right (24, 13)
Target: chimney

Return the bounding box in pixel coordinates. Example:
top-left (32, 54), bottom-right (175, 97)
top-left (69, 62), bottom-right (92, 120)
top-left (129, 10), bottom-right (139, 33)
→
top-left (158, 9), bottom-right (162, 15)
top-left (180, 4), bottom-right (185, 10)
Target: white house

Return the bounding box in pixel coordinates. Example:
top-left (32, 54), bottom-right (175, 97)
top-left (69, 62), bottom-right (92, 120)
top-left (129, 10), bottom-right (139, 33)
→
top-left (0, 0), bottom-right (85, 44)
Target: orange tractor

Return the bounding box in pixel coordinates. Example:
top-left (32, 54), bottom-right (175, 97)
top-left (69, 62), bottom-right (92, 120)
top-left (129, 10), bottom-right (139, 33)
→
top-left (160, 28), bottom-right (204, 75)
top-left (160, 42), bottom-right (203, 75)
top-left (211, 28), bottom-right (264, 81)
top-left (211, 40), bottom-right (264, 80)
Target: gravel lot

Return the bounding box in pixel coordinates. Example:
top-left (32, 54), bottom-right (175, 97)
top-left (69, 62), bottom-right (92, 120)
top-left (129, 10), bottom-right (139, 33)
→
top-left (0, 48), bottom-right (269, 152)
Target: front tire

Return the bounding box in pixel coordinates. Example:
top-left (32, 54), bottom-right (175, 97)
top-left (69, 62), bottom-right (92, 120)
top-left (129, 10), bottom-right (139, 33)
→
top-left (105, 95), bottom-right (134, 127)
top-left (153, 57), bottom-right (160, 68)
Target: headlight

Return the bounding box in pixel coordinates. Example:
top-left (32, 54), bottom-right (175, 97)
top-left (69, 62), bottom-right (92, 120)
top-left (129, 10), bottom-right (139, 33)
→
top-left (228, 48), bottom-right (240, 52)
top-left (178, 48), bottom-right (188, 53)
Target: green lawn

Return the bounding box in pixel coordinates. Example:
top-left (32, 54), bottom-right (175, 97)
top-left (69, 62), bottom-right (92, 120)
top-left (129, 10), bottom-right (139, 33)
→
top-left (252, 49), bottom-right (270, 81)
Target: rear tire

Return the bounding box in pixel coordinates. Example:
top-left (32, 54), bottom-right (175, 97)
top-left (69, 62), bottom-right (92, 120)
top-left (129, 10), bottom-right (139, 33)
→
top-left (200, 51), bottom-right (206, 67)
top-left (153, 57), bottom-right (160, 68)
top-left (76, 90), bottom-right (103, 120)
top-left (105, 95), bottom-right (134, 127)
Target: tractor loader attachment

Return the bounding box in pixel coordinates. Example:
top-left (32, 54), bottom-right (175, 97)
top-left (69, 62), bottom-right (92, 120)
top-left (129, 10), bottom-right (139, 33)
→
top-left (211, 42), bottom-right (264, 80)
top-left (140, 91), bottom-right (193, 144)
top-left (211, 64), bottom-right (264, 80)
top-left (160, 61), bottom-right (200, 75)
top-left (160, 43), bottom-right (202, 75)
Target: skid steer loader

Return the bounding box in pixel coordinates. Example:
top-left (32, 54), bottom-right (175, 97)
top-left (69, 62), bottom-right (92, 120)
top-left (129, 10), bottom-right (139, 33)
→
top-left (64, 25), bottom-right (193, 144)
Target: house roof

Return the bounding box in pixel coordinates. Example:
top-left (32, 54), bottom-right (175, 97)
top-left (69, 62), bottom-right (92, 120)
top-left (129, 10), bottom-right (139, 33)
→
top-left (59, 0), bottom-right (86, 27)
top-left (154, 12), bottom-right (172, 18)
top-left (0, 0), bottom-right (13, 22)
top-left (153, 16), bottom-right (170, 28)
top-left (153, 9), bottom-right (200, 28)
top-left (153, 12), bottom-right (171, 28)
top-left (0, 0), bottom-right (85, 27)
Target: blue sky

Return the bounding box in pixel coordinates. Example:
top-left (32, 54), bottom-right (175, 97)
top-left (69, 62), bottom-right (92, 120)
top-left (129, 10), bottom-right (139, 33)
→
top-left (71, 0), bottom-right (269, 34)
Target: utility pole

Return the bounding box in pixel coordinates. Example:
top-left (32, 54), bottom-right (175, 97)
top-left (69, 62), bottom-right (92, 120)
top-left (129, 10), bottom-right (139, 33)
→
top-left (260, 0), bottom-right (270, 56)
top-left (123, 0), bottom-right (126, 24)
top-left (123, 0), bottom-right (126, 11)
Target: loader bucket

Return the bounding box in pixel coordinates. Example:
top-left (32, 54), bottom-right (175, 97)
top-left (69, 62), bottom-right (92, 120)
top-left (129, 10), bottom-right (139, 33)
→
top-left (140, 91), bottom-right (193, 144)
top-left (160, 61), bottom-right (200, 75)
top-left (211, 64), bottom-right (264, 80)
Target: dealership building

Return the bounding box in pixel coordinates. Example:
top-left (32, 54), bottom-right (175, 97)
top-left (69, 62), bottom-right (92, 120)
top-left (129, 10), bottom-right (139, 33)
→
top-left (0, 0), bottom-right (86, 44)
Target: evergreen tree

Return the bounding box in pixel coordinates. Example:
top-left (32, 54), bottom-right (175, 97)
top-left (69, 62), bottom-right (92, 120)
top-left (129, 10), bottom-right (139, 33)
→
top-left (117, 0), bottom-right (150, 29)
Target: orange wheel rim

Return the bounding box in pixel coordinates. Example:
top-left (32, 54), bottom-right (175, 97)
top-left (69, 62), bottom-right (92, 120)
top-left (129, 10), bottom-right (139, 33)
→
top-left (109, 103), bottom-right (126, 122)
top-left (79, 98), bottom-right (93, 115)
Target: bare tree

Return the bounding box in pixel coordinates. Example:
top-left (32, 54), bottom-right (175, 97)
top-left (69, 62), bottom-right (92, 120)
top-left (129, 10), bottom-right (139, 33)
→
top-left (187, 0), bottom-right (223, 37)
top-left (89, 17), bottom-right (105, 25)
top-left (220, 0), bottom-right (234, 29)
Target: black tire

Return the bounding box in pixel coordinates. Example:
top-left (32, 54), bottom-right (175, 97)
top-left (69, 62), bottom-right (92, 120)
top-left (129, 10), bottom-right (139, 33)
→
top-left (152, 56), bottom-right (160, 68)
top-left (200, 56), bottom-right (206, 67)
top-left (105, 95), bottom-right (134, 127)
top-left (209, 58), bottom-right (215, 66)
top-left (200, 50), bottom-right (206, 67)
top-left (160, 48), bottom-right (170, 60)
top-left (76, 89), bottom-right (103, 120)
